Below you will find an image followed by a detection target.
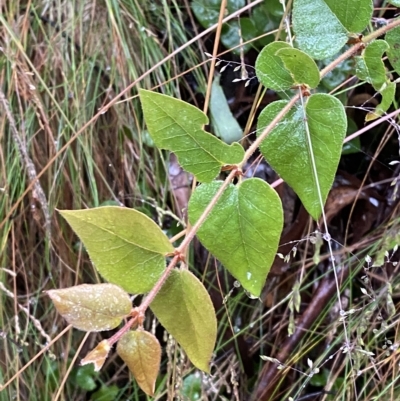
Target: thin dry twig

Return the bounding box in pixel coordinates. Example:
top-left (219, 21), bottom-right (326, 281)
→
top-left (0, 87), bottom-right (51, 239)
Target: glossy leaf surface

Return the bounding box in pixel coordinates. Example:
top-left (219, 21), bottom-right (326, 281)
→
top-left (117, 330), bottom-right (161, 396)
top-left (258, 94), bottom-right (347, 220)
top-left (150, 269), bottom-right (217, 372)
top-left (276, 47), bottom-right (320, 88)
top-left (139, 89), bottom-right (244, 182)
top-left (47, 284), bottom-right (131, 331)
top-left (210, 74), bottom-right (243, 144)
top-left (60, 207), bottom-right (173, 294)
top-left (255, 42), bottom-right (294, 91)
top-left (385, 25), bottom-right (400, 75)
top-left (293, 0), bottom-right (372, 59)
top-left (188, 178), bottom-right (283, 296)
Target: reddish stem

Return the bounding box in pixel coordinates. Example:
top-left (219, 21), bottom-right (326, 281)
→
top-left (107, 315), bottom-right (138, 347)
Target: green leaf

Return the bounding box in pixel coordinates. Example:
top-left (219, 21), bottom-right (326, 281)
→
top-left (355, 40), bottom-right (395, 121)
top-left (323, 0), bottom-right (373, 32)
top-left (293, 0), bottom-right (372, 59)
top-left (365, 82), bottom-right (396, 121)
top-left (255, 42), bottom-right (295, 91)
top-left (191, 0), bottom-right (245, 29)
top-left (188, 178), bottom-right (283, 296)
top-left (342, 117), bottom-right (361, 155)
top-left (293, 0), bottom-right (347, 60)
top-left (150, 269), bottom-right (217, 372)
top-left (387, 0), bottom-right (400, 6)
top-left (210, 75), bottom-right (243, 144)
top-left (59, 207), bottom-right (174, 294)
top-left (220, 20), bottom-right (252, 54)
top-left (253, 1), bottom-right (283, 47)
top-left (355, 40), bottom-right (389, 87)
top-left (182, 373), bottom-right (202, 401)
top-left (139, 89), bottom-right (245, 183)
top-left (47, 284), bottom-right (132, 332)
top-left (276, 48), bottom-right (320, 88)
top-left (373, 229), bottom-right (400, 267)
top-left (257, 94), bottom-right (347, 220)
top-left (191, 1), bottom-right (255, 53)
top-left (74, 365), bottom-right (97, 391)
top-left (91, 385), bottom-right (120, 401)
top-left (117, 330), bottom-right (161, 396)
top-left (385, 24), bottom-right (400, 76)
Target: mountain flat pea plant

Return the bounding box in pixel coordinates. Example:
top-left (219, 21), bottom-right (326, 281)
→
top-left (47, 0), bottom-right (400, 396)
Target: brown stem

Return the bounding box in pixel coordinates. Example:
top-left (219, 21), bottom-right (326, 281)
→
top-left (107, 315), bottom-right (138, 347)
top-left (0, 88), bottom-right (51, 239)
top-left (138, 169), bottom-right (238, 315)
top-left (319, 17), bottom-right (400, 79)
top-left (203, 0), bottom-right (228, 115)
top-left (138, 254), bottom-right (181, 313)
top-left (363, 17), bottom-right (400, 43)
top-left (238, 94), bottom-right (300, 168)
top-left (177, 169), bottom-right (237, 253)
top-left (319, 43), bottom-right (364, 78)
top-left (136, 16), bottom-right (400, 318)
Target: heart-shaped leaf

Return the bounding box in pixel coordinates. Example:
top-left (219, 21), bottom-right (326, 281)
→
top-left (139, 89), bottom-right (245, 183)
top-left (188, 178), bottom-right (283, 297)
top-left (150, 269), bottom-right (217, 372)
top-left (293, 0), bottom-right (372, 59)
top-left (257, 94), bottom-right (347, 220)
top-left (59, 207), bottom-right (174, 294)
top-left (117, 330), bottom-right (161, 396)
top-left (47, 284), bottom-right (132, 331)
top-left (386, 25), bottom-right (400, 75)
top-left (255, 42), bottom-right (295, 91)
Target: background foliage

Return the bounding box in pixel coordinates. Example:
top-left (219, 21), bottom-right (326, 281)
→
top-left (1, 1), bottom-right (400, 400)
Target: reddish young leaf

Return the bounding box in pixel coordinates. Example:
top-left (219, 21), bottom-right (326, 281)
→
top-left (81, 340), bottom-right (111, 371)
top-left (47, 283), bottom-right (132, 332)
top-left (117, 330), bottom-right (161, 396)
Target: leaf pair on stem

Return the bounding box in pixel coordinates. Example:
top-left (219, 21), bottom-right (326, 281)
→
top-left (47, 0), bottom-right (400, 396)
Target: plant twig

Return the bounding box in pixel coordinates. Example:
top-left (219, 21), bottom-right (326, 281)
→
top-left (139, 254), bottom-right (181, 313)
top-left (238, 93), bottom-right (300, 167)
top-left (203, 0), bottom-right (228, 115)
top-left (0, 324), bottom-right (73, 392)
top-left (0, 87), bottom-right (51, 239)
top-left (139, 169), bottom-right (237, 314)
